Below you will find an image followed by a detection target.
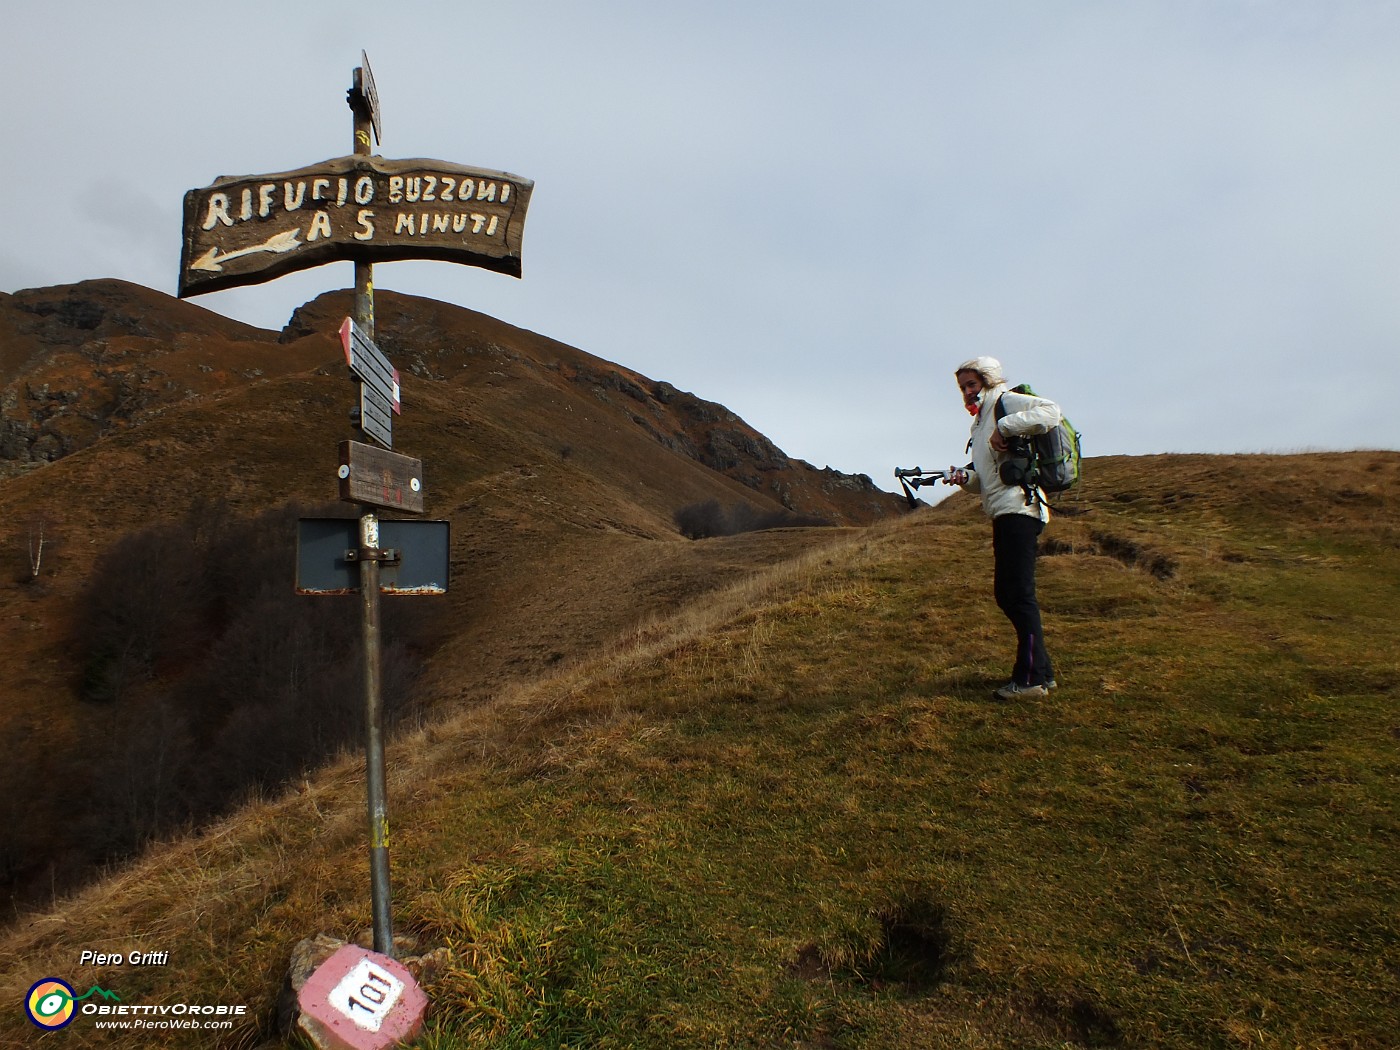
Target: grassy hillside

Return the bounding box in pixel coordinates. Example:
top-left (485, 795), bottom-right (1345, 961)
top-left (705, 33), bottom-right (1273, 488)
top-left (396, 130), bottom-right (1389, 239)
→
top-left (1, 450), bottom-right (1395, 1048)
top-left (0, 281), bottom-right (904, 912)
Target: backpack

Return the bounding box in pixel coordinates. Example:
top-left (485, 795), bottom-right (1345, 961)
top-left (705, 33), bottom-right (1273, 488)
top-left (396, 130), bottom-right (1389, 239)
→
top-left (994, 383), bottom-right (1082, 496)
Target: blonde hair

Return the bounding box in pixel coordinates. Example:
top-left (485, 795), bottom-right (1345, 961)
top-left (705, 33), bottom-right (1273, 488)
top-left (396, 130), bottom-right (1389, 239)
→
top-left (955, 356), bottom-right (1005, 388)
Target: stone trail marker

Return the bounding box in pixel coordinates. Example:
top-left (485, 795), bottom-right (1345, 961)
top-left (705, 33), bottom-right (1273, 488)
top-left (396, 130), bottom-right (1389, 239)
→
top-left (297, 945), bottom-right (428, 1050)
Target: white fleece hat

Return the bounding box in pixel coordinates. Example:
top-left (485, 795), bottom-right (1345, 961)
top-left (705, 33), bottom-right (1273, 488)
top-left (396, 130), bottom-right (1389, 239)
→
top-left (955, 356), bottom-right (1005, 387)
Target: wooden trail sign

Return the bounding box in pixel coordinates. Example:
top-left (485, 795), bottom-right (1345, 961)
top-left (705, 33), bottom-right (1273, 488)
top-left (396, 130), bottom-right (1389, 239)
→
top-left (179, 155), bottom-right (533, 297)
top-left (338, 440), bottom-right (423, 514)
top-left (179, 50), bottom-right (523, 969)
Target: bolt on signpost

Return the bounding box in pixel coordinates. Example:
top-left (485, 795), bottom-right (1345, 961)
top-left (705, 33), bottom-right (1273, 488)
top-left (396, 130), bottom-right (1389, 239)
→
top-left (179, 52), bottom-right (532, 1047)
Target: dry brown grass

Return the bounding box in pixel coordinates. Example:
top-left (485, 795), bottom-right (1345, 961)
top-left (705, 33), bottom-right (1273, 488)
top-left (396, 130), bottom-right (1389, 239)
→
top-left (0, 282), bottom-right (905, 917)
top-left (2, 432), bottom-right (1396, 1048)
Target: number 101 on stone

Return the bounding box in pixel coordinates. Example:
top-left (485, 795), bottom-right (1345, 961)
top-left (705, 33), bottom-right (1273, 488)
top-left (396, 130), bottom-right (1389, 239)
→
top-left (297, 944), bottom-right (426, 1050)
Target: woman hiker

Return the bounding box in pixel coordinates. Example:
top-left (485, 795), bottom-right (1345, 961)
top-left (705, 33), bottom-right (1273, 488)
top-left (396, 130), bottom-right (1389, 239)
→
top-left (945, 356), bottom-right (1061, 700)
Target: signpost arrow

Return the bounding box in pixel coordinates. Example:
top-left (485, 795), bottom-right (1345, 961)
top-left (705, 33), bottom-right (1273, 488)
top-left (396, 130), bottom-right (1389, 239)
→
top-left (357, 387), bottom-right (394, 451)
top-left (353, 49), bottom-right (382, 147)
top-left (340, 317), bottom-right (400, 412)
top-left (340, 317), bottom-right (400, 449)
top-left (190, 229), bottom-right (303, 272)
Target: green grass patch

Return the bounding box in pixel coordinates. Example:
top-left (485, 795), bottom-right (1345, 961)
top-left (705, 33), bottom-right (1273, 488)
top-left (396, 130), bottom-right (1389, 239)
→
top-left (394, 494), bottom-right (1399, 1047)
top-left (3, 454), bottom-right (1397, 1049)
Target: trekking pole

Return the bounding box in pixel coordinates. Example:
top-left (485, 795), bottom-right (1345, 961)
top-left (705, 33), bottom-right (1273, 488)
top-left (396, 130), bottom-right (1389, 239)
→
top-left (893, 466), bottom-right (951, 509)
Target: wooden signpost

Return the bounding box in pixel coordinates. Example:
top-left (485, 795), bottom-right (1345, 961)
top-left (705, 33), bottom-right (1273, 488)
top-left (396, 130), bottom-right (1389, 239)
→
top-left (178, 51), bottom-right (532, 1047)
top-left (178, 50), bottom-right (532, 299)
top-left (178, 155), bottom-right (532, 297)
top-left (337, 441), bottom-right (423, 514)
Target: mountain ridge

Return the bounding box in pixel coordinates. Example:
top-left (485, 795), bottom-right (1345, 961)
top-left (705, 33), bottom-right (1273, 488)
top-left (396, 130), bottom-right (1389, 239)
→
top-left (0, 279), bottom-right (897, 525)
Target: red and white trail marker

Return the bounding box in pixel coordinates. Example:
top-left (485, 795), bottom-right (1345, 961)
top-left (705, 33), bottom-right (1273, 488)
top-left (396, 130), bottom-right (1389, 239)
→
top-left (297, 944), bottom-right (427, 1050)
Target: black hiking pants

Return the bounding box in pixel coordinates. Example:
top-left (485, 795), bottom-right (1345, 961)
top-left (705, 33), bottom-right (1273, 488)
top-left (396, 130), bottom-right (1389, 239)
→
top-left (992, 513), bottom-right (1054, 687)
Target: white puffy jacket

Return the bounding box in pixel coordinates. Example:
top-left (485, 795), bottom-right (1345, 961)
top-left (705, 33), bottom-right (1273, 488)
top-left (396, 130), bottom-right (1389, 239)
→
top-left (962, 383), bottom-right (1062, 522)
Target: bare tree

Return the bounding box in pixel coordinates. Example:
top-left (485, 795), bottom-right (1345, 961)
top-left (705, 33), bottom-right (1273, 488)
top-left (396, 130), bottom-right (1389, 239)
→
top-left (27, 519), bottom-right (44, 579)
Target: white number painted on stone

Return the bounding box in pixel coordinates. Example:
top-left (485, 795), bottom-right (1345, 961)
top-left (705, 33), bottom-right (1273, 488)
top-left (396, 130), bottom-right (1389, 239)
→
top-left (326, 957), bottom-right (405, 1033)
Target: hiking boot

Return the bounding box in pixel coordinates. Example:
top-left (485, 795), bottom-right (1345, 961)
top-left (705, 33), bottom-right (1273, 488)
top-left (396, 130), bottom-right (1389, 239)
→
top-left (992, 680), bottom-right (1049, 701)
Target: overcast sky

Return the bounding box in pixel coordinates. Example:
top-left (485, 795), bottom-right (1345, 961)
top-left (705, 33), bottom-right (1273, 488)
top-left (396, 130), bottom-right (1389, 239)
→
top-left (3, 1), bottom-right (1398, 492)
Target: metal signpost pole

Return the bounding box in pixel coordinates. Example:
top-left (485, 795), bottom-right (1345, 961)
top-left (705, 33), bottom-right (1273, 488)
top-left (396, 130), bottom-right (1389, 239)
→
top-left (177, 49), bottom-right (525, 1042)
top-left (350, 62), bottom-right (394, 960)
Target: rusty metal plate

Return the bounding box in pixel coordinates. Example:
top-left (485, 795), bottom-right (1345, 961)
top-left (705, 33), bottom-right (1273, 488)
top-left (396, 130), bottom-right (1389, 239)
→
top-left (296, 518), bottom-right (449, 595)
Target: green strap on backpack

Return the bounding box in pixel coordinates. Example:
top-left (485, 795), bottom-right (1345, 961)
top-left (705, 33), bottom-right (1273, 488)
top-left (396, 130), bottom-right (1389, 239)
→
top-left (994, 384), bottom-right (1083, 497)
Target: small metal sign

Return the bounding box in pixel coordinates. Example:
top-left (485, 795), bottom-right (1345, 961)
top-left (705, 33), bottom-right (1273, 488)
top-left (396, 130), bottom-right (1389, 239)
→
top-left (296, 518), bottom-right (450, 595)
top-left (341, 317), bottom-right (400, 448)
top-left (178, 155), bottom-right (533, 297)
top-left (358, 386), bottom-right (394, 449)
top-left (354, 51), bottom-right (382, 146)
top-left (341, 318), bottom-right (400, 411)
top-left (339, 440), bottom-right (424, 513)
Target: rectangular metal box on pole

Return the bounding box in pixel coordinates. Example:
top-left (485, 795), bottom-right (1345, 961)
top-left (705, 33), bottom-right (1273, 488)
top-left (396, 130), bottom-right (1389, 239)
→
top-left (296, 518), bottom-right (451, 595)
